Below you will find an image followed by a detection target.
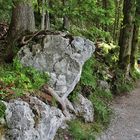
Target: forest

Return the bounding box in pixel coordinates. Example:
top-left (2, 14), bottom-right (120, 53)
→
top-left (0, 0), bottom-right (140, 140)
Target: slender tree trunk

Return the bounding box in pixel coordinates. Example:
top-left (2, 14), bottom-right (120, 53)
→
top-left (63, 16), bottom-right (69, 30)
top-left (130, 3), bottom-right (140, 69)
top-left (113, 0), bottom-right (123, 44)
top-left (62, 0), bottom-right (69, 30)
top-left (45, 0), bottom-right (50, 30)
top-left (118, 0), bottom-right (136, 75)
top-left (130, 24), bottom-right (139, 69)
top-left (41, 0), bottom-right (45, 30)
top-left (102, 0), bottom-right (108, 32)
top-left (45, 12), bottom-right (50, 30)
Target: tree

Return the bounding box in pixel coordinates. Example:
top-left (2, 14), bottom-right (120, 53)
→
top-left (62, 0), bottom-right (69, 30)
top-left (7, 0), bottom-right (35, 41)
top-left (113, 0), bottom-right (123, 44)
top-left (45, 0), bottom-right (50, 30)
top-left (5, 0), bottom-right (35, 62)
top-left (118, 0), bottom-right (136, 75)
top-left (130, 1), bottom-right (140, 69)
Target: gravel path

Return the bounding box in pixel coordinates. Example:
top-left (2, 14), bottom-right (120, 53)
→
top-left (97, 81), bottom-right (140, 140)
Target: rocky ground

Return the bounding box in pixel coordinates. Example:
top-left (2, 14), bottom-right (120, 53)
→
top-left (97, 81), bottom-right (140, 140)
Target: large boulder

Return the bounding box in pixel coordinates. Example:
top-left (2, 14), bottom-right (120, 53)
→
top-left (18, 33), bottom-right (95, 97)
top-left (4, 33), bottom-right (95, 140)
top-left (4, 97), bottom-right (65, 140)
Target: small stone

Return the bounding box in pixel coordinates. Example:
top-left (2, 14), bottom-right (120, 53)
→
top-left (72, 94), bottom-right (94, 122)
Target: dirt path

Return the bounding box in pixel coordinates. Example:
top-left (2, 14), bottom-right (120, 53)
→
top-left (97, 81), bottom-right (140, 140)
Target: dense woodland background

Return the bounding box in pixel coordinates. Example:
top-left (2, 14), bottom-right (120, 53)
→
top-left (0, 0), bottom-right (140, 74)
top-left (0, 0), bottom-right (140, 139)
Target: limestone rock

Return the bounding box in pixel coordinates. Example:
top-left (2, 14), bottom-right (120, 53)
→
top-left (72, 94), bottom-right (94, 122)
top-left (18, 34), bottom-right (95, 98)
top-left (4, 97), bottom-right (65, 140)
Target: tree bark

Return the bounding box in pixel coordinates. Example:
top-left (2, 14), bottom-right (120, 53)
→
top-left (41, 0), bottom-right (45, 30)
top-left (45, 0), bottom-right (50, 30)
top-left (118, 0), bottom-right (136, 75)
top-left (62, 0), bottom-right (69, 30)
top-left (130, 24), bottom-right (139, 69)
top-left (113, 0), bottom-right (123, 44)
top-left (130, 3), bottom-right (140, 69)
top-left (6, 1), bottom-right (35, 62)
top-left (102, 0), bottom-right (108, 32)
top-left (7, 1), bottom-right (35, 41)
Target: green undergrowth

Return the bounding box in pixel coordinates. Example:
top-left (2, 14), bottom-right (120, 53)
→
top-left (67, 42), bottom-right (140, 139)
top-left (0, 58), bottom-right (49, 100)
top-left (130, 67), bottom-right (140, 80)
top-left (68, 120), bottom-right (97, 140)
top-left (67, 54), bottom-right (114, 139)
top-left (0, 58), bottom-right (49, 119)
top-left (112, 69), bottom-right (135, 94)
top-left (112, 66), bottom-right (140, 94)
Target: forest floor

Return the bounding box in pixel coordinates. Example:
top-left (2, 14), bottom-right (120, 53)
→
top-left (97, 81), bottom-right (140, 140)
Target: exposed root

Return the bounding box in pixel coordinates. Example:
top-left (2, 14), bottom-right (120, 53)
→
top-left (43, 85), bottom-right (75, 119)
top-left (20, 30), bottom-right (61, 45)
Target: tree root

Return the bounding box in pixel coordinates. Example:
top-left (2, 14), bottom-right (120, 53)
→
top-left (20, 30), bottom-right (61, 45)
top-left (43, 84), bottom-right (75, 119)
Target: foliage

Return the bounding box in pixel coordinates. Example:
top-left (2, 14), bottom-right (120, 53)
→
top-left (68, 120), bottom-right (96, 140)
top-left (130, 68), bottom-right (140, 80)
top-left (90, 93), bottom-right (112, 126)
top-left (68, 84), bottom-right (81, 102)
top-left (112, 69), bottom-right (135, 94)
top-left (68, 53), bottom-right (113, 138)
top-left (0, 0), bottom-right (12, 22)
top-left (0, 59), bottom-right (49, 99)
top-left (0, 101), bottom-right (6, 118)
top-left (70, 26), bottom-right (112, 42)
top-left (80, 57), bottom-right (97, 89)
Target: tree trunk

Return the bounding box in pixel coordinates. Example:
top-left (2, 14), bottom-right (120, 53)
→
top-left (130, 2), bottom-right (140, 69)
top-left (41, 0), bottom-right (45, 30)
top-left (6, 1), bottom-right (35, 62)
top-left (7, 1), bottom-right (35, 41)
top-left (45, 12), bottom-right (50, 30)
top-left (130, 24), bottom-right (139, 69)
top-left (63, 16), bottom-right (69, 30)
top-left (118, 0), bottom-right (136, 75)
top-left (45, 0), bottom-right (50, 30)
top-left (113, 0), bottom-right (123, 44)
top-left (62, 0), bottom-right (69, 30)
top-left (102, 0), bottom-right (108, 32)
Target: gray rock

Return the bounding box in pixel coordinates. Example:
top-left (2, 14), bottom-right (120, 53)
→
top-left (4, 97), bottom-right (65, 140)
top-left (72, 94), bottom-right (94, 122)
top-left (18, 34), bottom-right (95, 98)
top-left (14, 33), bottom-right (95, 139)
top-left (98, 80), bottom-right (111, 92)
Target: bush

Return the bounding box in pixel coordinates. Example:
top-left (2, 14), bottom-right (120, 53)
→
top-left (68, 120), bottom-right (96, 140)
top-left (0, 59), bottom-right (49, 99)
top-left (112, 69), bottom-right (135, 94)
top-left (90, 94), bottom-right (112, 126)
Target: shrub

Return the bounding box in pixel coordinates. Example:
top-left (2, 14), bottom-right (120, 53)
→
top-left (0, 59), bottom-right (49, 99)
top-left (68, 120), bottom-right (96, 140)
